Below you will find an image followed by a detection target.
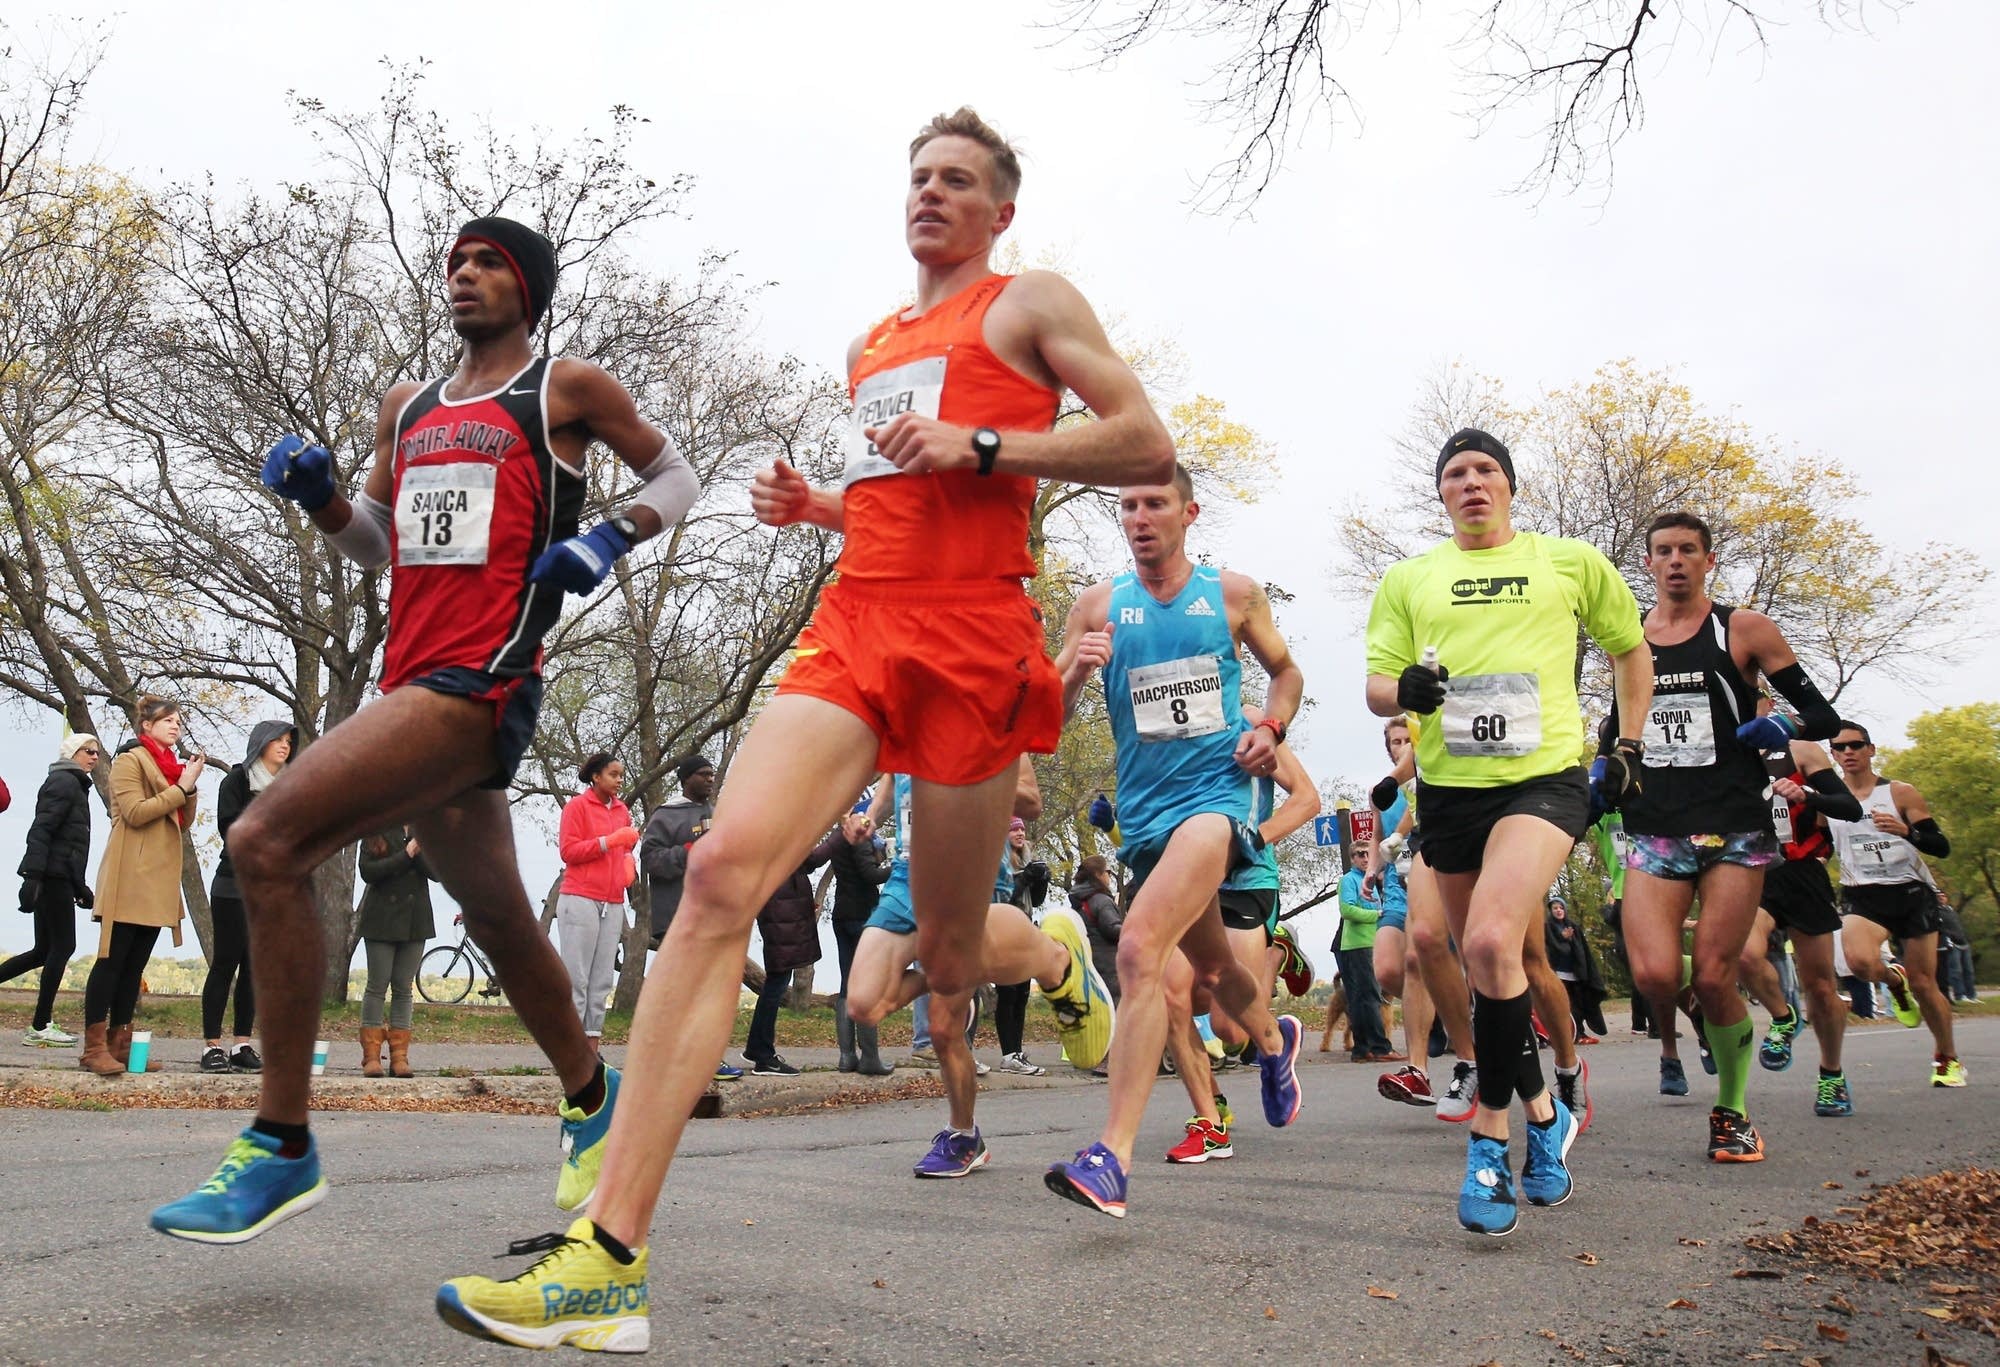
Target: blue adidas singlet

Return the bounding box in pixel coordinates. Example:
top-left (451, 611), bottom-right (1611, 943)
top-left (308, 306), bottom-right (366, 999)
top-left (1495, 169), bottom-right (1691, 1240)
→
top-left (1220, 775), bottom-right (1278, 892)
top-left (1104, 566), bottom-right (1252, 852)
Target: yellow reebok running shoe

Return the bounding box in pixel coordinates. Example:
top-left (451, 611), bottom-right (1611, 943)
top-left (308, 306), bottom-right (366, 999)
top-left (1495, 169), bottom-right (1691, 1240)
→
top-left (1040, 908), bottom-right (1115, 1071)
top-left (437, 1218), bottom-right (649, 1353)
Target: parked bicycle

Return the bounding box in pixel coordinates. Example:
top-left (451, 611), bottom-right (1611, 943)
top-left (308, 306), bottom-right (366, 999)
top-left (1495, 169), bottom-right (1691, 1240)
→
top-left (417, 914), bottom-right (505, 1005)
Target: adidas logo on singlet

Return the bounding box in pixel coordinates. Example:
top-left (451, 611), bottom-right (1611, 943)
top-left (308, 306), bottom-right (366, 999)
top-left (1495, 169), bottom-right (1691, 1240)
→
top-left (1184, 597), bottom-right (1217, 617)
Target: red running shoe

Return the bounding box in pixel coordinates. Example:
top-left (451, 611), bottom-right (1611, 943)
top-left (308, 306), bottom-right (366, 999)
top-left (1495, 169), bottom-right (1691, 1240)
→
top-left (1377, 1065), bottom-right (1434, 1107)
top-left (1165, 1116), bottom-right (1233, 1164)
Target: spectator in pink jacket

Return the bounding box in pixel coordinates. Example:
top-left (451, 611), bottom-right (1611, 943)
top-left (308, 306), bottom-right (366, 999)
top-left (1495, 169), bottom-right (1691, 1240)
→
top-left (557, 752), bottom-right (638, 1045)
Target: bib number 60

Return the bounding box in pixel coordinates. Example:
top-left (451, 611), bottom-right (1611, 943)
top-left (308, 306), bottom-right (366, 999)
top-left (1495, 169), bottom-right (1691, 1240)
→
top-left (1469, 713), bottom-right (1507, 743)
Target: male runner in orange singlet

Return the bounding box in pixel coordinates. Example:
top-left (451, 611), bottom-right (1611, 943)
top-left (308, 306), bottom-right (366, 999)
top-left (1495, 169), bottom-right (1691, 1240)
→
top-left (437, 108), bottom-right (1174, 1352)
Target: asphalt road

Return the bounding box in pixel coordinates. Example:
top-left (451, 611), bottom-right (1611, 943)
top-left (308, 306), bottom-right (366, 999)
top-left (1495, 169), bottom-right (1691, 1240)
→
top-left (3, 1018), bottom-right (1994, 1366)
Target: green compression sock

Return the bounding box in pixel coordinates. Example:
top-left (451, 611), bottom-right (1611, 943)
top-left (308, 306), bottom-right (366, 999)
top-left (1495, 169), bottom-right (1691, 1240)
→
top-left (1704, 1014), bottom-right (1756, 1115)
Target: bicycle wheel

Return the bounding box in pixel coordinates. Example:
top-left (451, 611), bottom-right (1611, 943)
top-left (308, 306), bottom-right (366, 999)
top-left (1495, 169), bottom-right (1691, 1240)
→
top-left (418, 944), bottom-right (474, 1005)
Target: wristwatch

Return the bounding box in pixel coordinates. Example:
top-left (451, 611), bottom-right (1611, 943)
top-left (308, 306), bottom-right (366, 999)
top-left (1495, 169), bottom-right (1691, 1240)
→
top-left (609, 513), bottom-right (641, 544)
top-left (971, 427), bottom-right (1001, 476)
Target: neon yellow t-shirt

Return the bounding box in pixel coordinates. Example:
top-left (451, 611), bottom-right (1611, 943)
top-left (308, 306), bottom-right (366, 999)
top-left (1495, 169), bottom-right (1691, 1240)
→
top-left (1366, 531), bottom-right (1643, 788)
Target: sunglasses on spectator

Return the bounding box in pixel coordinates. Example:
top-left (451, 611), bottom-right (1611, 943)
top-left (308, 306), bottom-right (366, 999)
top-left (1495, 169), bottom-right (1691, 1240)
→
top-left (1829, 740), bottom-right (1869, 751)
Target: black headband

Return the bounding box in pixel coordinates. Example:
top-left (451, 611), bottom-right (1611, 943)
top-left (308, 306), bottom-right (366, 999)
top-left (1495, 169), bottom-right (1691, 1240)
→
top-left (451, 216), bottom-right (557, 325)
top-left (1435, 427), bottom-right (1517, 494)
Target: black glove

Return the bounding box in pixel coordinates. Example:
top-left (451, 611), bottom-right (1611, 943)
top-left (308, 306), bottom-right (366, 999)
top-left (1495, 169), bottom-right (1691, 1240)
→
top-left (1370, 775), bottom-right (1401, 812)
top-left (19, 879), bottom-right (39, 913)
top-left (74, 885), bottom-right (94, 911)
top-left (1396, 662), bottom-right (1448, 714)
top-left (1592, 740), bottom-right (1645, 813)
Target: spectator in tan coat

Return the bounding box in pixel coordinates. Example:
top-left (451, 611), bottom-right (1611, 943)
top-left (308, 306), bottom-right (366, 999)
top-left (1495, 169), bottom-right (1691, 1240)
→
top-left (79, 696), bottom-right (203, 1075)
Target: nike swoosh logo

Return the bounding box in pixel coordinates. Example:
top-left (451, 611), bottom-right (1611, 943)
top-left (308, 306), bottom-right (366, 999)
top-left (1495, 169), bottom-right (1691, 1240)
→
top-left (507, 387), bottom-right (537, 396)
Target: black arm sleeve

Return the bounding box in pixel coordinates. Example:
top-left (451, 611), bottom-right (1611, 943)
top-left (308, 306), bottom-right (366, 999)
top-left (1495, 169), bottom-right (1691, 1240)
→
top-left (1799, 767), bottom-right (1864, 822)
top-left (1908, 818), bottom-right (1950, 858)
top-left (1765, 662), bottom-right (1840, 741)
top-left (1595, 709), bottom-right (1619, 757)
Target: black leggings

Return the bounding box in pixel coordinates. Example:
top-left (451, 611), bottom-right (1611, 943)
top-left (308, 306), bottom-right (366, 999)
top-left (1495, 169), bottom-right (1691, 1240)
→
top-left (0, 879), bottom-right (79, 1029)
top-left (201, 895), bottom-right (255, 1039)
top-left (83, 922), bottom-right (162, 1028)
top-left (994, 981), bottom-right (1029, 1056)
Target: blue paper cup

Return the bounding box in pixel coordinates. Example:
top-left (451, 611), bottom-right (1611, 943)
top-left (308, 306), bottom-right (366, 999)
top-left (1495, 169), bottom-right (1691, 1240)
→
top-left (126, 1030), bottom-right (152, 1074)
top-left (311, 1039), bottom-right (329, 1076)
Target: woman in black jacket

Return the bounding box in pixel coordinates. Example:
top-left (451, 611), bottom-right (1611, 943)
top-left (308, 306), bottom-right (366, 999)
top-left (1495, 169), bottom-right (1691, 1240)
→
top-left (4, 733), bottom-right (101, 1046)
top-left (1069, 855), bottom-right (1123, 1003)
top-left (356, 825), bottom-right (436, 1078)
top-left (200, 720), bottom-right (295, 1073)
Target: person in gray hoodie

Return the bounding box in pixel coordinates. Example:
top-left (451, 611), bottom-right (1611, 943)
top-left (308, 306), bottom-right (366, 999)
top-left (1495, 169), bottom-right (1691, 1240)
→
top-left (639, 755), bottom-right (716, 949)
top-left (4, 733), bottom-right (101, 1045)
top-left (200, 720), bottom-right (296, 1073)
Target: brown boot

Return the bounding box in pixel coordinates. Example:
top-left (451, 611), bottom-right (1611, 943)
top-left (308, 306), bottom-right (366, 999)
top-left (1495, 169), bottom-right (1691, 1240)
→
top-left (79, 1021), bottom-right (123, 1076)
top-left (386, 1027), bottom-right (414, 1078)
top-left (360, 1026), bottom-right (386, 1078)
top-left (110, 1024), bottom-right (161, 1072)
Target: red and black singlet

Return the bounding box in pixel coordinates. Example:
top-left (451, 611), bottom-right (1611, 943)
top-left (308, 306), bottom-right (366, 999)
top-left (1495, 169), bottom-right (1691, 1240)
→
top-left (381, 357), bottom-right (584, 689)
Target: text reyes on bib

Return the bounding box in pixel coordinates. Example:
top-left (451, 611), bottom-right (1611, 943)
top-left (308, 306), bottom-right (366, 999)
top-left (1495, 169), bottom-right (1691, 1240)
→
top-left (1440, 672), bottom-right (1542, 758)
top-left (842, 357), bottom-right (947, 488)
top-left (396, 462), bottom-right (496, 567)
top-left (1128, 654), bottom-right (1227, 743)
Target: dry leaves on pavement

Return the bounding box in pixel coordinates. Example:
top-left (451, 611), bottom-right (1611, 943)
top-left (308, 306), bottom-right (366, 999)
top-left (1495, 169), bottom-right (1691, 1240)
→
top-left (1746, 1167), bottom-right (2000, 1338)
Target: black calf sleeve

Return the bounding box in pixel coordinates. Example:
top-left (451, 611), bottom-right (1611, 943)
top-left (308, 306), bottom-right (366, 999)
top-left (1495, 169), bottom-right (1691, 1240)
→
top-left (1472, 991), bottom-right (1537, 1110)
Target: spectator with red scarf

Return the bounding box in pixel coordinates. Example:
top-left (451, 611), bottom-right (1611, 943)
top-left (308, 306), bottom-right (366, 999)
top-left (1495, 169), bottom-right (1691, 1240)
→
top-left (79, 696), bottom-right (203, 1075)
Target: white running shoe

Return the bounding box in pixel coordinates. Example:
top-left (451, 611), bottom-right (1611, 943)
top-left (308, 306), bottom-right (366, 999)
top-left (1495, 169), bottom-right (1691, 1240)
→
top-left (24, 1023), bottom-right (77, 1047)
top-left (996, 1051), bottom-right (1047, 1076)
top-left (1436, 1059), bottom-right (1477, 1123)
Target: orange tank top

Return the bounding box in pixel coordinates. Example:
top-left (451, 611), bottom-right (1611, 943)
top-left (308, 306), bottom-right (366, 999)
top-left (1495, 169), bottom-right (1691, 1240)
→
top-left (839, 274), bottom-right (1059, 582)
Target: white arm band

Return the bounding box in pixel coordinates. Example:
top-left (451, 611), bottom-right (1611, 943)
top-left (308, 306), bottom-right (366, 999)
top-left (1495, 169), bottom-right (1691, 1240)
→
top-left (325, 492), bottom-right (392, 568)
top-left (628, 435), bottom-right (701, 529)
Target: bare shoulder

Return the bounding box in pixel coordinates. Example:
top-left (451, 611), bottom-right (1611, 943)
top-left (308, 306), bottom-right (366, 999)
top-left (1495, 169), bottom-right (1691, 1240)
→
top-left (1072, 578), bottom-right (1115, 627)
top-left (1888, 778), bottom-right (1926, 806)
top-left (999, 269), bottom-right (1088, 321)
top-left (379, 380), bottom-right (427, 422)
top-left (845, 332), bottom-right (868, 378)
top-left (546, 356), bottom-right (623, 401)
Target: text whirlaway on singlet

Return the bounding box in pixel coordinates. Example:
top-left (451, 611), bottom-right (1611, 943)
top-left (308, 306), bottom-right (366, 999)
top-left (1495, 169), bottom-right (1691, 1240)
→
top-left (382, 357), bottom-right (584, 689)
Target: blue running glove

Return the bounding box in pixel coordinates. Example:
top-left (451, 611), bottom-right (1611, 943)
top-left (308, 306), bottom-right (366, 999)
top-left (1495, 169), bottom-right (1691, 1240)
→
top-left (259, 434), bottom-right (336, 512)
top-left (1087, 792), bottom-right (1115, 833)
top-left (1734, 713), bottom-right (1798, 751)
top-left (529, 521), bottom-right (632, 595)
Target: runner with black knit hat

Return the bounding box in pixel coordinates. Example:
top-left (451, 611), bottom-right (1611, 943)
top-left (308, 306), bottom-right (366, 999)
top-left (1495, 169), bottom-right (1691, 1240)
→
top-left (149, 214), bottom-right (702, 1245)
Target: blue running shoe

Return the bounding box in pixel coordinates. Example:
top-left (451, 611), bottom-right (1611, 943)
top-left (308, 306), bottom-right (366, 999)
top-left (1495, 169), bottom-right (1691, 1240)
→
top-left (1659, 1057), bottom-right (1689, 1096)
top-left (1457, 1134), bottom-right (1517, 1236)
top-left (713, 1061), bottom-right (743, 1082)
top-left (1044, 1141), bottom-right (1128, 1218)
top-left (1258, 1014), bottom-right (1304, 1127)
top-left (1521, 1100), bottom-right (1578, 1207)
top-left (913, 1128), bottom-right (988, 1179)
top-left (1758, 1011), bottom-right (1800, 1072)
top-left (1814, 1072), bottom-right (1854, 1117)
top-left (150, 1127), bottom-right (327, 1244)
top-left (557, 1065), bottom-right (619, 1212)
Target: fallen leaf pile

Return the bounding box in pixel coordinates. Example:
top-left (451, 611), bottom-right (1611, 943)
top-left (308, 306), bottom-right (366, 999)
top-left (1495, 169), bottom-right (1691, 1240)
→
top-left (1745, 1167), bottom-right (2000, 1338)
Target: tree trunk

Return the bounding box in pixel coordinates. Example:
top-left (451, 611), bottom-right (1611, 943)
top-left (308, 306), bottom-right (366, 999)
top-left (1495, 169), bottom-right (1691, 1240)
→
top-left (786, 961), bottom-right (815, 1010)
top-left (179, 830), bottom-right (214, 960)
top-left (314, 848), bottom-right (360, 1005)
top-left (611, 879), bottom-right (649, 1015)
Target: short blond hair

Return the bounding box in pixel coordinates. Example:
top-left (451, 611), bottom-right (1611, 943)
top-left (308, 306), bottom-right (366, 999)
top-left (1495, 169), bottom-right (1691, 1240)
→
top-left (910, 107), bottom-right (1022, 201)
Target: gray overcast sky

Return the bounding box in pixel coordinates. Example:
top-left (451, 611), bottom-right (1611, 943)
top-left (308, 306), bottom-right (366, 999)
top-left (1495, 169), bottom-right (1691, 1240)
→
top-left (3, 2), bottom-right (1994, 966)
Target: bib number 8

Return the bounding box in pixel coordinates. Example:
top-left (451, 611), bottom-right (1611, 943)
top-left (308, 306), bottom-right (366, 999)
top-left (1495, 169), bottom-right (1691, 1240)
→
top-left (1170, 698), bottom-right (1189, 726)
